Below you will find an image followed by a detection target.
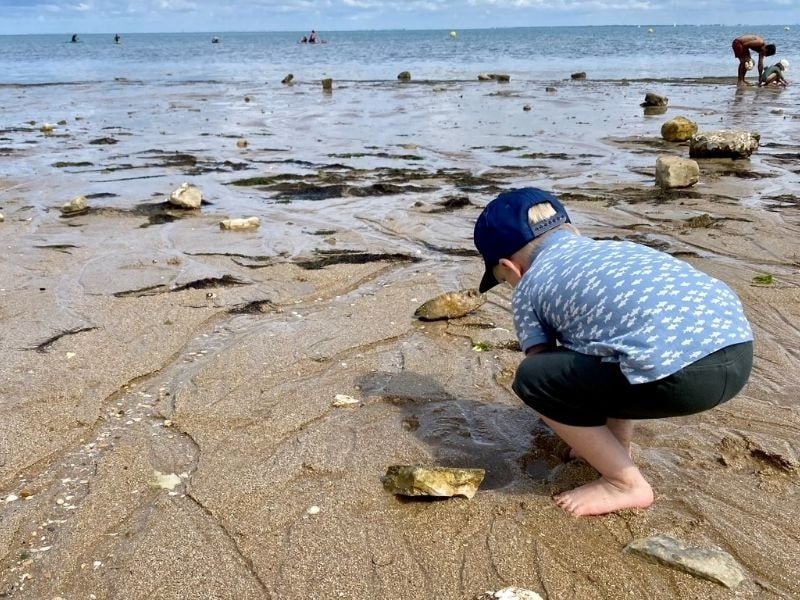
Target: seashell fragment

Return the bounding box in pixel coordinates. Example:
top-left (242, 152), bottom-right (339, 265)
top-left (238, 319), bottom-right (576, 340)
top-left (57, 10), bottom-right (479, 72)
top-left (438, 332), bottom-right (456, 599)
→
top-left (332, 394), bottom-right (359, 407)
top-left (413, 288), bottom-right (485, 321)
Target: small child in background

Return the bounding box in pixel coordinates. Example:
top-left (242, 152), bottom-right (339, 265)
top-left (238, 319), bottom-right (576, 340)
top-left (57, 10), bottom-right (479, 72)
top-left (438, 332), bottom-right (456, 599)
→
top-left (473, 187), bottom-right (754, 516)
top-left (761, 59), bottom-right (789, 86)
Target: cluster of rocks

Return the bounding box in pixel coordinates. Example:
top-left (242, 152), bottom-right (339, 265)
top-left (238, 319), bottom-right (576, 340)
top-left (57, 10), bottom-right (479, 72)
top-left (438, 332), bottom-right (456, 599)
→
top-left (469, 533), bottom-right (747, 597)
top-left (54, 182), bottom-right (260, 231)
top-left (641, 92), bottom-right (760, 189)
top-left (379, 462), bottom-right (746, 591)
top-left (169, 183), bottom-right (260, 230)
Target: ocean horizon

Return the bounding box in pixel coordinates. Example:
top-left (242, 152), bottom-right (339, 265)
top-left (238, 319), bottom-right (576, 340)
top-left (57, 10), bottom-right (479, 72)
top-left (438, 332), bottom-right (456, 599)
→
top-left (0, 25), bottom-right (796, 84)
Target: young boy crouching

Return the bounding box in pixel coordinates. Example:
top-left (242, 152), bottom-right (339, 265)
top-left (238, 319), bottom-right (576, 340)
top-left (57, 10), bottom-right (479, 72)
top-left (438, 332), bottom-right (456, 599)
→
top-left (474, 187), bottom-right (754, 516)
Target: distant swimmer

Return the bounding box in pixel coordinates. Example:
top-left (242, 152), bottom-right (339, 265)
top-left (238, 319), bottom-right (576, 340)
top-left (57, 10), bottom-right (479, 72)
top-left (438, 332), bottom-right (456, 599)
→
top-left (308, 30), bottom-right (318, 43)
top-left (300, 35), bottom-right (308, 43)
top-left (732, 34), bottom-right (776, 86)
top-left (114, 33), bottom-right (120, 44)
top-left (71, 34), bottom-right (78, 43)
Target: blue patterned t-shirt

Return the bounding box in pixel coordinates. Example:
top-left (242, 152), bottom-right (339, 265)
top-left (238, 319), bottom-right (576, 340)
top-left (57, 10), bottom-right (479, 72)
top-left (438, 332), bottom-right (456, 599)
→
top-left (512, 230), bottom-right (754, 384)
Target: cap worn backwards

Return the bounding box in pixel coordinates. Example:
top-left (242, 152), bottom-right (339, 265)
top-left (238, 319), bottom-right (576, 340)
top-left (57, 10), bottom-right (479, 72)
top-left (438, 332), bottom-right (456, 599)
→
top-left (473, 187), bottom-right (570, 293)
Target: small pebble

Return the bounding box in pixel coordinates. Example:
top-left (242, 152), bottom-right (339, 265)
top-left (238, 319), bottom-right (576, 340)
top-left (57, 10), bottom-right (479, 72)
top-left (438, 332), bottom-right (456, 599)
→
top-left (306, 505), bottom-right (321, 515)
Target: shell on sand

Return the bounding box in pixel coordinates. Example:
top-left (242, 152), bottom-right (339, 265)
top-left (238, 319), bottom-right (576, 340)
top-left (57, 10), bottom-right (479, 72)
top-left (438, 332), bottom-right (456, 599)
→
top-left (413, 288), bottom-right (485, 321)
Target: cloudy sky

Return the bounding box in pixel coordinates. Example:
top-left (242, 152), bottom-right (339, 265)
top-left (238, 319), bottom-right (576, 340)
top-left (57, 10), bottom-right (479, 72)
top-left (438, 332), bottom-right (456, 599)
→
top-left (1, 0), bottom-right (797, 35)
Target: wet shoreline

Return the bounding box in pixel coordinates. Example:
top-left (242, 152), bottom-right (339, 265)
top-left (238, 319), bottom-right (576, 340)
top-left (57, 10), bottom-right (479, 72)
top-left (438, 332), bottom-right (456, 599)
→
top-left (1, 74), bottom-right (799, 598)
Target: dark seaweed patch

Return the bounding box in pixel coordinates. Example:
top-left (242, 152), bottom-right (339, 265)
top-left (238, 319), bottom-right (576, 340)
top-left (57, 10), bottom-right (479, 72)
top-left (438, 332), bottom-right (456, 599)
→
top-left (230, 173), bottom-right (315, 187)
top-left (493, 146), bottom-right (526, 153)
top-left (434, 195), bottom-right (472, 211)
top-left (296, 250), bottom-right (421, 270)
top-left (34, 244), bottom-right (80, 252)
top-left (114, 275), bottom-right (248, 298)
top-left (684, 214), bottom-right (719, 228)
top-left (228, 300), bottom-right (277, 314)
top-left (30, 326), bottom-right (99, 353)
top-left (420, 241), bottom-right (480, 257)
top-left (270, 182), bottom-right (434, 201)
top-left (53, 161), bottom-right (94, 168)
top-left (113, 284), bottom-right (170, 298)
top-left (171, 275), bottom-right (249, 292)
top-left (140, 213), bottom-right (178, 227)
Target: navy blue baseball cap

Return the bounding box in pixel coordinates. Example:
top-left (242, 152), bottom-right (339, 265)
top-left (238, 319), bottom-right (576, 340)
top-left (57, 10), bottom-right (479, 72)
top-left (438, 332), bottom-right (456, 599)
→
top-left (474, 187), bottom-right (571, 293)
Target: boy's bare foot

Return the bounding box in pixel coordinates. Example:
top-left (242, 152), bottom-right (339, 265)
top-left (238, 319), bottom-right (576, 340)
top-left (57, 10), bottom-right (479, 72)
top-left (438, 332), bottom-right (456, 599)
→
top-left (554, 474), bottom-right (654, 516)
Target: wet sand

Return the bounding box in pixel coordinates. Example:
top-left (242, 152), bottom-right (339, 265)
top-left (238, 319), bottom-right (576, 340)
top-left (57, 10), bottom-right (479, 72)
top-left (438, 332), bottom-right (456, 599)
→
top-left (1, 76), bottom-right (799, 599)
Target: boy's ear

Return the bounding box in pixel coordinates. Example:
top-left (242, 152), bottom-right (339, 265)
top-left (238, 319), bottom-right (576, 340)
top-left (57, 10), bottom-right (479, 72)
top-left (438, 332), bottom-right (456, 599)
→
top-left (498, 257), bottom-right (522, 279)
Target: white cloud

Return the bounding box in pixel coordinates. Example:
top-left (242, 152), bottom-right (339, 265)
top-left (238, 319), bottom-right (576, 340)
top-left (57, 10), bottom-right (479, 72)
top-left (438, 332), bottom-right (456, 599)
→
top-left (1, 0), bottom-right (798, 33)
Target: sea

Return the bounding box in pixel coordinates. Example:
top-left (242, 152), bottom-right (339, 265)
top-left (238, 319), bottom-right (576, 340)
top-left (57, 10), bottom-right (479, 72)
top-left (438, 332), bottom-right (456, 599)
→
top-left (1, 24), bottom-right (797, 260)
top-left (0, 25), bottom-right (796, 84)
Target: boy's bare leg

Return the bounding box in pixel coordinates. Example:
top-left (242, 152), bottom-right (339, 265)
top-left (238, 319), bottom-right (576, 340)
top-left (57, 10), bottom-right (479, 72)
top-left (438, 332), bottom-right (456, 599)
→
top-left (606, 418), bottom-right (634, 455)
top-left (570, 418), bottom-right (634, 459)
top-left (540, 416), bottom-right (654, 516)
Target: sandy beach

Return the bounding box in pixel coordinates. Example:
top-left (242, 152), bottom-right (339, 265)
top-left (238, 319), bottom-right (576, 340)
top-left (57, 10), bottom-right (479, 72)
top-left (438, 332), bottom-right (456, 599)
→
top-left (1, 73), bottom-right (799, 599)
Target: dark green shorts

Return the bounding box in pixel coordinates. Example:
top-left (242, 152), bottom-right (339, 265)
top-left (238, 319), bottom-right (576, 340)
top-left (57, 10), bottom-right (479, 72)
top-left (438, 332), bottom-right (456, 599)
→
top-left (512, 341), bottom-right (753, 427)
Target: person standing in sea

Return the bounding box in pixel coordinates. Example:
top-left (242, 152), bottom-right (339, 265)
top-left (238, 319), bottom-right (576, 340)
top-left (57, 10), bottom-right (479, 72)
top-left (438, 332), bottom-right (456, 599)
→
top-left (732, 34), bottom-right (776, 86)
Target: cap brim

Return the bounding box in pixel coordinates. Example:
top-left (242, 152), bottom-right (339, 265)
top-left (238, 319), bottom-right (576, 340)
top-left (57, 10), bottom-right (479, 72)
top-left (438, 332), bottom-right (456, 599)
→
top-left (479, 268), bottom-right (498, 293)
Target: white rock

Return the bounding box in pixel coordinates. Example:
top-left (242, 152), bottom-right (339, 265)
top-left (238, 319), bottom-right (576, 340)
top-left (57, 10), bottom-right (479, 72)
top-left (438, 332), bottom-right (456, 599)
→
top-left (624, 534), bottom-right (747, 589)
top-left (306, 505), bottom-right (321, 515)
top-left (40, 123), bottom-right (55, 133)
top-left (154, 471), bottom-right (182, 490)
top-left (655, 156), bottom-right (700, 189)
top-left (220, 216), bottom-right (260, 230)
top-left (168, 182), bottom-right (202, 209)
top-left (332, 394), bottom-right (359, 407)
top-left (4, 494), bottom-right (19, 503)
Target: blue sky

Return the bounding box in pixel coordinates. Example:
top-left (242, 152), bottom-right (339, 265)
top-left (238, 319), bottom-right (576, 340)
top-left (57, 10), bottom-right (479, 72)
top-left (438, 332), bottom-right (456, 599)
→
top-left (0, 0), bottom-right (797, 35)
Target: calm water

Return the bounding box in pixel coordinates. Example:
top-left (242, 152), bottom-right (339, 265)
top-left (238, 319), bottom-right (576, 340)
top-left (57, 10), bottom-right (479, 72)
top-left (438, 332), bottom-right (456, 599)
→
top-left (0, 25), bottom-right (797, 84)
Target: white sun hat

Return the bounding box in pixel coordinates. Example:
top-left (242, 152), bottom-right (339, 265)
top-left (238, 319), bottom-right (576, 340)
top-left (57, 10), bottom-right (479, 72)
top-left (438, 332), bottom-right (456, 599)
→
top-left (778, 59), bottom-right (789, 70)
